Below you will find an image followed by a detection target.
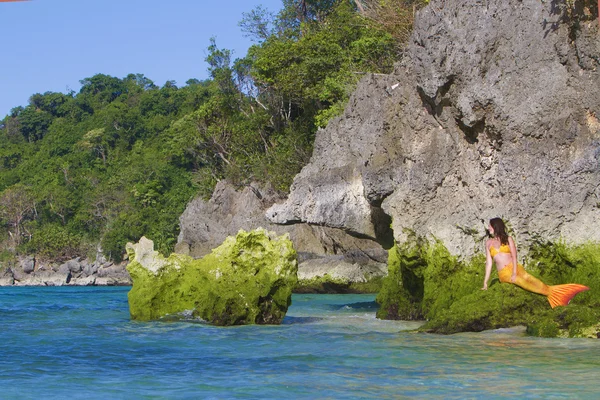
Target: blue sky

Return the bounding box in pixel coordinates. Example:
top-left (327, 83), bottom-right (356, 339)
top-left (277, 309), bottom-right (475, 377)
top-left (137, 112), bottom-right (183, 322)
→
top-left (0, 0), bottom-right (283, 117)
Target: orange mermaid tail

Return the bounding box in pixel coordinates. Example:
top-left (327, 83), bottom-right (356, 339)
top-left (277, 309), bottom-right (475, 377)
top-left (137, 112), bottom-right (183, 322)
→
top-left (498, 263), bottom-right (589, 308)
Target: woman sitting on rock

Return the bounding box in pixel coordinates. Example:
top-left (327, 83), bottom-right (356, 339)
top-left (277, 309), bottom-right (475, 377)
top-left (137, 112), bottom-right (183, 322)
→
top-left (481, 217), bottom-right (588, 308)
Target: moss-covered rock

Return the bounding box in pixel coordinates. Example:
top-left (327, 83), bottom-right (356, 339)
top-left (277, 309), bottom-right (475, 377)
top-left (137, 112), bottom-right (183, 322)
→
top-left (375, 239), bottom-right (426, 320)
top-left (377, 235), bottom-right (600, 338)
top-left (126, 228), bottom-right (298, 325)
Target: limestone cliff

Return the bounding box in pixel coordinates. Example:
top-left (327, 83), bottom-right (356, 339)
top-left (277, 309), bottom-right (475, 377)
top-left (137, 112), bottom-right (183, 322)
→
top-left (267, 0), bottom-right (600, 256)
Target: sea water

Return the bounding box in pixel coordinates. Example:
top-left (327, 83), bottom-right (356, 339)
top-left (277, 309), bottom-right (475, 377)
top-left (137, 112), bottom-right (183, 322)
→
top-left (1, 287), bottom-right (599, 399)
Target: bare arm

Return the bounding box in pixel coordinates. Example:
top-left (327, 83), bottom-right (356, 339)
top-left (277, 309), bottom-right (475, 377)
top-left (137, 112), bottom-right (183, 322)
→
top-left (508, 237), bottom-right (518, 282)
top-left (482, 240), bottom-right (493, 290)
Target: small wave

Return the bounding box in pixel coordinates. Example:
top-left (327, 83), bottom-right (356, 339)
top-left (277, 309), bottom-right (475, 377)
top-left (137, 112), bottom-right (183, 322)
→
top-left (159, 310), bottom-right (208, 324)
top-left (339, 301), bottom-right (379, 311)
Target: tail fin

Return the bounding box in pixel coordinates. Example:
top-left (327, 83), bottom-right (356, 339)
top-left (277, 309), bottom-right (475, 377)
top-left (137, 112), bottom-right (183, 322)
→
top-left (547, 284), bottom-right (589, 308)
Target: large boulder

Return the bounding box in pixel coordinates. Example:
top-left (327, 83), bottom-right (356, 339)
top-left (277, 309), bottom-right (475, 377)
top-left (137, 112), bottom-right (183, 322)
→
top-left (19, 256), bottom-right (35, 274)
top-left (126, 229), bottom-right (298, 325)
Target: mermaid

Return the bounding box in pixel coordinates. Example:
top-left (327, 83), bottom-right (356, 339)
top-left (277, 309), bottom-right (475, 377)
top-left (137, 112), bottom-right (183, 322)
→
top-left (481, 218), bottom-right (589, 308)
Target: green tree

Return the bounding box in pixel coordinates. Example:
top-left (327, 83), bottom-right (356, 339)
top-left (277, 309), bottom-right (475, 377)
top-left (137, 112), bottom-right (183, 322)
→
top-left (18, 105), bottom-right (53, 142)
top-left (77, 128), bottom-right (109, 165)
top-left (0, 184), bottom-right (36, 246)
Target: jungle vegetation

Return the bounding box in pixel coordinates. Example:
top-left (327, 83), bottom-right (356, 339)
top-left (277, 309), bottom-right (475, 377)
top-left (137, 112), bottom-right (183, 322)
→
top-left (0, 0), bottom-right (426, 262)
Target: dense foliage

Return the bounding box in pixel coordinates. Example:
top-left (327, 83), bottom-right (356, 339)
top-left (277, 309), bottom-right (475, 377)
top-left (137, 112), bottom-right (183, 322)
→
top-left (0, 0), bottom-right (421, 261)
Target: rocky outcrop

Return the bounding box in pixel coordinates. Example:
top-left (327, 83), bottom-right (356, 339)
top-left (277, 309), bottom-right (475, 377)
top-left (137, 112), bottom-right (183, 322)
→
top-left (0, 253), bottom-right (131, 286)
top-left (176, 180), bottom-right (387, 285)
top-left (376, 237), bottom-right (600, 338)
top-left (126, 229), bottom-right (298, 325)
top-left (267, 0), bottom-right (600, 257)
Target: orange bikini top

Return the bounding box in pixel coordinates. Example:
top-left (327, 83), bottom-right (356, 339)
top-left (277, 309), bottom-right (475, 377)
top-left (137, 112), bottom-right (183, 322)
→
top-left (489, 244), bottom-right (510, 257)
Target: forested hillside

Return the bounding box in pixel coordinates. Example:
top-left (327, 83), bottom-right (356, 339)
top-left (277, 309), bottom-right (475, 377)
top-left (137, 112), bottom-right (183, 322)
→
top-left (0, 0), bottom-right (423, 261)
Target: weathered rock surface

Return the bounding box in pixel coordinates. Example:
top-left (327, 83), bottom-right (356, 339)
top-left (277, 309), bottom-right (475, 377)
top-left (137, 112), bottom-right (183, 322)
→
top-left (176, 180), bottom-right (387, 284)
top-left (21, 256), bottom-right (35, 273)
top-left (296, 253), bottom-right (386, 282)
top-left (127, 229), bottom-right (298, 325)
top-left (267, 0), bottom-right (600, 257)
top-left (0, 266), bottom-right (14, 286)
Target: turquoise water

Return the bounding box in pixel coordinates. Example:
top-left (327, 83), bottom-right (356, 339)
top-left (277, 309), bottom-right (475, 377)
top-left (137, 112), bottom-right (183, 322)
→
top-left (1, 287), bottom-right (599, 399)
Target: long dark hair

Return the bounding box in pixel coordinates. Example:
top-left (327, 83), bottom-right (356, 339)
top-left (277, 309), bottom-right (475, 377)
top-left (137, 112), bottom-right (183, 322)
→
top-left (489, 218), bottom-right (509, 245)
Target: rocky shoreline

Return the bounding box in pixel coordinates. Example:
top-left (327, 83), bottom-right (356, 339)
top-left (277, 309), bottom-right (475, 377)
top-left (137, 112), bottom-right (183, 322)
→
top-left (0, 241), bottom-right (385, 291)
top-left (0, 254), bottom-right (131, 287)
top-left (0, 252), bottom-right (384, 292)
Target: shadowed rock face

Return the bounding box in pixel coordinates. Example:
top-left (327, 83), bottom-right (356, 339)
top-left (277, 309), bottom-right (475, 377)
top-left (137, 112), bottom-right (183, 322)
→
top-left (127, 229), bottom-right (298, 325)
top-left (267, 0), bottom-right (600, 257)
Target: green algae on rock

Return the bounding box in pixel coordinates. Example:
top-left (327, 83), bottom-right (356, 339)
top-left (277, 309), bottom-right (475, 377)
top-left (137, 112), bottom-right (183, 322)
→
top-left (376, 236), bottom-right (600, 338)
top-left (126, 228), bottom-right (298, 325)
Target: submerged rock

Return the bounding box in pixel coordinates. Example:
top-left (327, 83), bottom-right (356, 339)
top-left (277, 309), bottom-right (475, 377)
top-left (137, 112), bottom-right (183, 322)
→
top-left (126, 229), bottom-right (298, 325)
